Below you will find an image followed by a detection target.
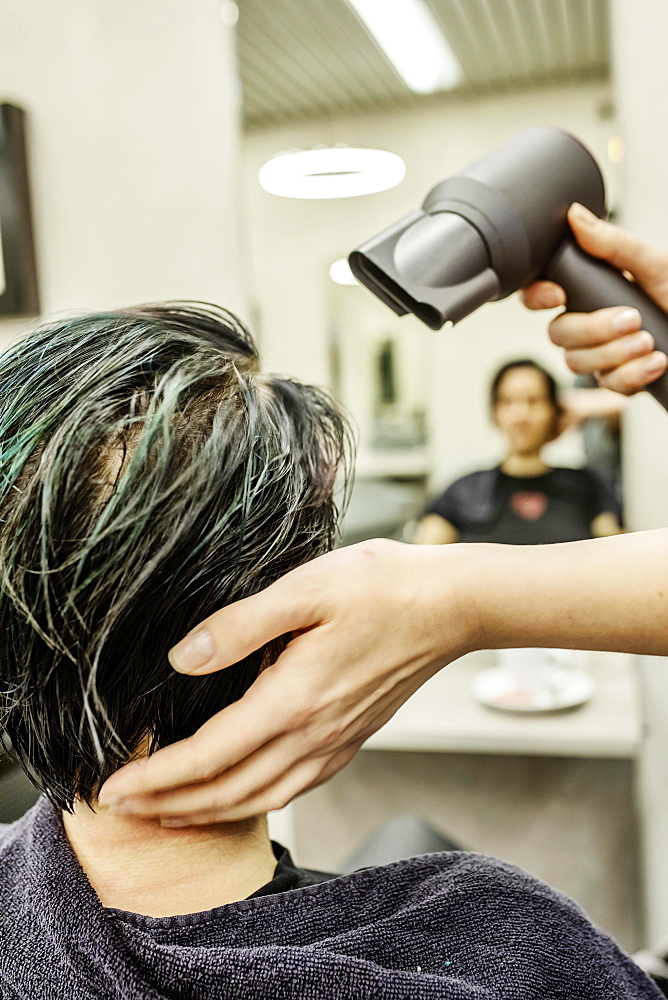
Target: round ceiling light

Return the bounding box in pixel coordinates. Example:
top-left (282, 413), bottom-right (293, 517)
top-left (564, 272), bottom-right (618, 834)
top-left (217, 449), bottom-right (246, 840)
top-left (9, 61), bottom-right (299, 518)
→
top-left (258, 147), bottom-right (406, 199)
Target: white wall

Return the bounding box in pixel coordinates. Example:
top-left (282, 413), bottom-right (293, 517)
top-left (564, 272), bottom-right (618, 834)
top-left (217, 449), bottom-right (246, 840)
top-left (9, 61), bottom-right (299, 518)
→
top-left (0, 0), bottom-right (245, 345)
top-left (609, 0), bottom-right (668, 950)
top-left (611, 0), bottom-right (668, 533)
top-left (243, 83), bottom-right (617, 488)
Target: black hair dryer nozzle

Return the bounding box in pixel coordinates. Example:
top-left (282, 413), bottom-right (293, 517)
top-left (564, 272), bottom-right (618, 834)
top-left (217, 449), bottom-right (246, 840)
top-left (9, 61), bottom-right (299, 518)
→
top-left (349, 127), bottom-right (668, 410)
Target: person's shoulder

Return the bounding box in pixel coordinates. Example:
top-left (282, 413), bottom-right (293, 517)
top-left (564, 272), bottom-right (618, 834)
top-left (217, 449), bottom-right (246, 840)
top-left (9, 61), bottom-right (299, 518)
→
top-left (0, 812), bottom-right (30, 862)
top-left (350, 852), bottom-right (657, 995)
top-left (385, 849), bottom-right (565, 899)
top-left (548, 465), bottom-right (603, 491)
top-left (0, 803), bottom-right (42, 918)
top-left (346, 849), bottom-right (574, 918)
top-left (550, 465), bottom-right (599, 482)
top-left (550, 465), bottom-right (616, 497)
top-left (353, 848), bottom-right (625, 950)
top-left (447, 468), bottom-right (498, 490)
top-left (432, 468), bottom-right (498, 502)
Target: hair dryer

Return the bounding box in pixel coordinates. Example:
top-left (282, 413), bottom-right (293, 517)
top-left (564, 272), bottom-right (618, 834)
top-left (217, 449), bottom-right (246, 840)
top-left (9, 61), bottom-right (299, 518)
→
top-left (349, 127), bottom-right (668, 409)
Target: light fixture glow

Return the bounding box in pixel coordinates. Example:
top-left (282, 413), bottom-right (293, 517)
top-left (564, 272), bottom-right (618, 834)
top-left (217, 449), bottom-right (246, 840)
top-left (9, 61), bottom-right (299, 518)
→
top-left (220, 2), bottom-right (239, 26)
top-left (258, 147), bottom-right (406, 199)
top-left (329, 258), bottom-right (358, 285)
top-left (608, 135), bottom-right (626, 164)
top-left (346, 0), bottom-right (462, 94)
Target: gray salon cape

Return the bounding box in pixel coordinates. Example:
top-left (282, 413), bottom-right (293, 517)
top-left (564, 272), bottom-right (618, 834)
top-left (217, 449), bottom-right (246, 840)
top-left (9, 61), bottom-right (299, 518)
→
top-left (0, 797), bottom-right (660, 999)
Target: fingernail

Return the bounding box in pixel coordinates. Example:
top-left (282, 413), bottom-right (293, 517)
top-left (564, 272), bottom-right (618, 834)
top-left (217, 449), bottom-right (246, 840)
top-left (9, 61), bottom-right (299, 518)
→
top-left (611, 308), bottom-right (641, 333)
top-left (538, 288), bottom-right (566, 309)
top-left (169, 627), bottom-right (216, 674)
top-left (106, 798), bottom-right (140, 815)
top-left (644, 352), bottom-right (668, 377)
top-left (160, 817), bottom-right (191, 828)
top-left (98, 760), bottom-right (145, 808)
top-left (97, 791), bottom-right (125, 809)
top-left (570, 202), bottom-right (599, 227)
top-left (632, 332), bottom-right (655, 352)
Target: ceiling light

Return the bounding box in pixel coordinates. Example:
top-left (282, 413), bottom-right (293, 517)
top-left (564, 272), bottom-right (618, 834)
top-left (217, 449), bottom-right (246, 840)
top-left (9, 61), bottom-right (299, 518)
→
top-left (346, 0), bottom-right (462, 94)
top-left (258, 147), bottom-right (406, 199)
top-left (329, 258), bottom-right (359, 285)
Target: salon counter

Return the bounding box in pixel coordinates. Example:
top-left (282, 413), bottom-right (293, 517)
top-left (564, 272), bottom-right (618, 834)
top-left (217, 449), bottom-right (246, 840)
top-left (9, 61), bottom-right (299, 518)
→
top-left (365, 649), bottom-right (641, 760)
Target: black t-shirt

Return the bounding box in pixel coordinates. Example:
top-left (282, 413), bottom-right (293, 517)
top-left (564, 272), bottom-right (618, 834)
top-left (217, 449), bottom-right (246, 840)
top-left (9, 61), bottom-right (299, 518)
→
top-left (427, 466), bottom-right (620, 545)
top-left (247, 842), bottom-right (335, 898)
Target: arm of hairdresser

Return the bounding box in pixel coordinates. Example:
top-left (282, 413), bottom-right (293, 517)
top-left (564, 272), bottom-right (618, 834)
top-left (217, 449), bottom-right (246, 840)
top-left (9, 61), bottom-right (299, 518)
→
top-left (99, 205), bottom-right (668, 826)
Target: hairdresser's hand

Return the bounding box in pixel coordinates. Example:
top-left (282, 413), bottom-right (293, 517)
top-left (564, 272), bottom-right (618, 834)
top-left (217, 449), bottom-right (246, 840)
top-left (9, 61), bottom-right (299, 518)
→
top-left (521, 203), bottom-right (668, 394)
top-left (98, 539), bottom-right (479, 824)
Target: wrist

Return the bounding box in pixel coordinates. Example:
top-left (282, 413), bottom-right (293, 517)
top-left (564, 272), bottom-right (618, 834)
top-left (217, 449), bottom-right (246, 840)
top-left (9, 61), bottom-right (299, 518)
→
top-left (450, 543), bottom-right (504, 651)
top-left (417, 543), bottom-right (494, 662)
top-left (448, 542), bottom-right (535, 651)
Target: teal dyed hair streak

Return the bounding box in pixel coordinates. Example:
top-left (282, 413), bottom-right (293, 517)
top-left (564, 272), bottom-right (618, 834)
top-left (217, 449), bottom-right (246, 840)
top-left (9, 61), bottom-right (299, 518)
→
top-left (0, 303), bottom-right (353, 809)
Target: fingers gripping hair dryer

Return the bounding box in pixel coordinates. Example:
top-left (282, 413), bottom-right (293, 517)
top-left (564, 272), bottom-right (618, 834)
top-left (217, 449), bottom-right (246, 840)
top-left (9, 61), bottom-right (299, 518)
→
top-left (349, 127), bottom-right (668, 409)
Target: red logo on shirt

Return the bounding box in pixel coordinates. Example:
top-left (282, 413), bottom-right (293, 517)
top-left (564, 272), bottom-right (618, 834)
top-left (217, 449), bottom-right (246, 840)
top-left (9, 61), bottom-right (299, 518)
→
top-left (511, 491), bottom-right (548, 521)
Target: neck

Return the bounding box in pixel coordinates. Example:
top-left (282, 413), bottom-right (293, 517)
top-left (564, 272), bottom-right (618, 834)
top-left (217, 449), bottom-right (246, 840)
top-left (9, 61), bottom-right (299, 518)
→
top-left (501, 451), bottom-right (549, 477)
top-left (63, 803), bottom-right (277, 918)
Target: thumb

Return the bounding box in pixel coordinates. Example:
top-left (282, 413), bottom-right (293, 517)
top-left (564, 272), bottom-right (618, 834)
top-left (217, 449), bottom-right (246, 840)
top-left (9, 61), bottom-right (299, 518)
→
top-left (568, 203), bottom-right (664, 289)
top-left (169, 573), bottom-right (319, 676)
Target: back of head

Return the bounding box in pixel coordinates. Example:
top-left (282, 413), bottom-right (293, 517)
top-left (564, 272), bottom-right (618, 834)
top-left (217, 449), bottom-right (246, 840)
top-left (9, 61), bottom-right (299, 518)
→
top-left (0, 303), bottom-right (352, 810)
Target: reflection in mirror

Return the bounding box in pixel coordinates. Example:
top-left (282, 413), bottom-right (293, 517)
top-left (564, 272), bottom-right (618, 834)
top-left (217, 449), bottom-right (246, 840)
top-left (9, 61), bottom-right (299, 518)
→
top-left (330, 275), bottom-right (428, 458)
top-left (0, 105), bottom-right (39, 317)
top-left (329, 272), bottom-right (431, 545)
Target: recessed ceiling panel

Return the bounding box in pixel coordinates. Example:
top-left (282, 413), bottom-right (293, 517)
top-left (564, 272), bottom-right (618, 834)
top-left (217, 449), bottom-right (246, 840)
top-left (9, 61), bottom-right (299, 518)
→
top-left (237, 0), bottom-right (609, 129)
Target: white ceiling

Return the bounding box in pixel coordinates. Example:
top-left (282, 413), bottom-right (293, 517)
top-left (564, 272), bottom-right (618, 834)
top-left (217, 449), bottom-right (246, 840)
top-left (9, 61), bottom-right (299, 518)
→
top-left (237, 0), bottom-right (610, 130)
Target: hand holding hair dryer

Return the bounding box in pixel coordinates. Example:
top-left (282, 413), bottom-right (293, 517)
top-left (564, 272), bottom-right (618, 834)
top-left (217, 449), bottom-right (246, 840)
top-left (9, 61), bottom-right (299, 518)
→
top-left (349, 127), bottom-right (668, 409)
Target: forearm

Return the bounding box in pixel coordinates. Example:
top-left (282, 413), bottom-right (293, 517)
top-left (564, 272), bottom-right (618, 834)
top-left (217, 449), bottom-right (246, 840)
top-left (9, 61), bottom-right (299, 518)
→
top-left (100, 530), bottom-right (668, 819)
top-left (446, 530), bottom-right (668, 656)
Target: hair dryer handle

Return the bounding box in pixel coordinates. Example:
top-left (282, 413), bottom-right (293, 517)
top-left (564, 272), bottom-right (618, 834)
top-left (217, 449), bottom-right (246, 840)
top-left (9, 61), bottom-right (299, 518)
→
top-left (543, 238), bottom-right (668, 410)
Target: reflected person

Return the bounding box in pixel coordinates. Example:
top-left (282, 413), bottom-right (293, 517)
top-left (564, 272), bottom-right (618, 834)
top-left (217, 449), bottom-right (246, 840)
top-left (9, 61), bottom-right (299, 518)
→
top-left (416, 359), bottom-right (623, 545)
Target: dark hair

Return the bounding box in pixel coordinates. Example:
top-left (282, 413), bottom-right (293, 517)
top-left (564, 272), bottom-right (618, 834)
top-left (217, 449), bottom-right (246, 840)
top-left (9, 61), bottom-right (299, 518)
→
top-left (490, 359), bottom-right (561, 410)
top-left (0, 303), bottom-right (353, 810)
